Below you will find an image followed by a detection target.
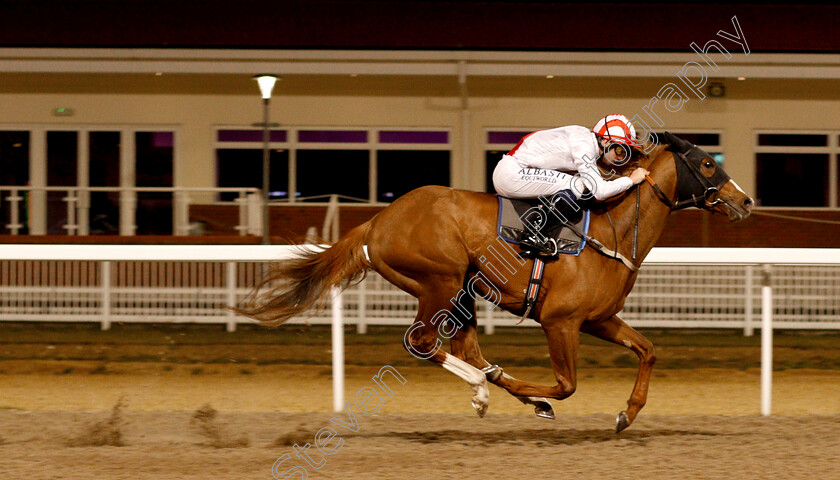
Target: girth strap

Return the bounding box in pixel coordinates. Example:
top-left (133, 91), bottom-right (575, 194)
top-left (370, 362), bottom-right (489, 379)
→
top-left (518, 257), bottom-right (546, 324)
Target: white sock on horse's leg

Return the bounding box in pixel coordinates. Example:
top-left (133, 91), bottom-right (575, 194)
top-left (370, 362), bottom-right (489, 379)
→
top-left (441, 352), bottom-right (490, 416)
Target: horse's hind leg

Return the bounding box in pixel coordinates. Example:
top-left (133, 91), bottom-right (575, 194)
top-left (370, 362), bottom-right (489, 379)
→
top-left (447, 290), bottom-right (555, 419)
top-left (582, 315), bottom-right (656, 433)
top-left (403, 288), bottom-right (491, 417)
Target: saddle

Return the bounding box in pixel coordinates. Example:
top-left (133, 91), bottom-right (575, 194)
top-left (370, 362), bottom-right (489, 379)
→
top-left (497, 190), bottom-right (590, 257)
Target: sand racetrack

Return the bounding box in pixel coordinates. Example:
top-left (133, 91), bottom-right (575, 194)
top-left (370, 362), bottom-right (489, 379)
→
top-left (1, 410), bottom-right (839, 480)
top-left (1, 324), bottom-right (839, 479)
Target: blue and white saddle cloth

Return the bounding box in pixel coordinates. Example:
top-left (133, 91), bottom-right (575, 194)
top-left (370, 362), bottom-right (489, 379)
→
top-left (496, 190), bottom-right (590, 256)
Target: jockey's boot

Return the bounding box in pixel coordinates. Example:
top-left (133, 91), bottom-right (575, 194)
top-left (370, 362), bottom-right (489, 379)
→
top-left (519, 233), bottom-right (558, 257)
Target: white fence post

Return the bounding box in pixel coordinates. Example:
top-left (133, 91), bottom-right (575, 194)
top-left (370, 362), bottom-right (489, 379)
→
top-left (226, 261), bottom-right (237, 332)
top-left (356, 277), bottom-right (367, 334)
top-left (173, 191), bottom-right (191, 236)
top-left (6, 188), bottom-right (23, 234)
top-left (332, 287), bottom-right (345, 413)
top-left (484, 301), bottom-right (495, 335)
top-left (101, 260), bottom-right (112, 331)
top-left (247, 192), bottom-right (262, 236)
top-left (744, 265), bottom-right (754, 337)
top-left (120, 190), bottom-right (137, 236)
top-left (63, 189), bottom-right (78, 235)
top-left (77, 188), bottom-right (90, 236)
top-left (761, 264), bottom-right (773, 416)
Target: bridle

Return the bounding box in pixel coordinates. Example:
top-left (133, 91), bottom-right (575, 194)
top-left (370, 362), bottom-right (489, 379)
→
top-left (609, 135), bottom-right (732, 271)
top-left (644, 136), bottom-right (732, 212)
top-left (585, 132), bottom-right (735, 273)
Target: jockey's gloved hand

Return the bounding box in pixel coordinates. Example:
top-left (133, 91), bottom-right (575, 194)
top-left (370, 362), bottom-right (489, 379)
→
top-left (630, 168), bottom-right (650, 185)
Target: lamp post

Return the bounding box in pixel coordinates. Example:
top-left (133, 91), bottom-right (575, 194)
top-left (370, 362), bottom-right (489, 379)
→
top-left (254, 74), bottom-right (278, 245)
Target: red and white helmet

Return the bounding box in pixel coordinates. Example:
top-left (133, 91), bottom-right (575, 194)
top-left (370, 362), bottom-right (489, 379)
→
top-left (593, 114), bottom-right (640, 147)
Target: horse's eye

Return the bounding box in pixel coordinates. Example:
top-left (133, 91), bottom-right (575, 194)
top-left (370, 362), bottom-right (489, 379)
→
top-left (703, 160), bottom-right (714, 169)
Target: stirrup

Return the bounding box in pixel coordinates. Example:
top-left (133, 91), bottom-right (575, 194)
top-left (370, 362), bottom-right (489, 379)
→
top-left (520, 236), bottom-right (558, 257)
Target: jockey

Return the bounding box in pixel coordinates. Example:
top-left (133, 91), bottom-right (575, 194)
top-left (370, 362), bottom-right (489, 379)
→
top-left (492, 114), bottom-right (650, 253)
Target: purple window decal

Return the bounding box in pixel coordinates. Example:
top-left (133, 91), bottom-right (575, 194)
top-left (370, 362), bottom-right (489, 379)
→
top-left (152, 132), bottom-right (174, 148)
top-left (298, 130), bottom-right (368, 143)
top-left (487, 131), bottom-right (534, 145)
top-left (217, 130), bottom-right (287, 142)
top-left (378, 131), bottom-right (449, 144)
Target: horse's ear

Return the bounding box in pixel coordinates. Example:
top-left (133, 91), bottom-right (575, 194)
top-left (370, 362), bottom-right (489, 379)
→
top-left (663, 132), bottom-right (689, 152)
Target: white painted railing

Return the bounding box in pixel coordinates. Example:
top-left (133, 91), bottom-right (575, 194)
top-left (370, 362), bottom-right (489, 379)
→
top-left (0, 186), bottom-right (262, 236)
top-left (1, 245), bottom-right (839, 414)
top-left (1, 246), bottom-right (839, 333)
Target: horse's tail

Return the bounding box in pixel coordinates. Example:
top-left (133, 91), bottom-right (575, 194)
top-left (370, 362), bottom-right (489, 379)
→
top-left (232, 221), bottom-right (373, 326)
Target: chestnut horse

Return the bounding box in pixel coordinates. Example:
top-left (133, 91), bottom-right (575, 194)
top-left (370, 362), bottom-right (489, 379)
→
top-left (235, 133), bottom-right (753, 432)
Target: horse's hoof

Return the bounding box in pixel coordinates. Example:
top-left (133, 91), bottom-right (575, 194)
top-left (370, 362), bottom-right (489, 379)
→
top-left (615, 411), bottom-right (630, 433)
top-left (534, 402), bottom-right (555, 420)
top-left (472, 398), bottom-right (488, 418)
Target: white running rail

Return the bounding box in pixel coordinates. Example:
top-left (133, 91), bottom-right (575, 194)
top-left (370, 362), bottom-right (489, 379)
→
top-left (1, 245), bottom-right (839, 415)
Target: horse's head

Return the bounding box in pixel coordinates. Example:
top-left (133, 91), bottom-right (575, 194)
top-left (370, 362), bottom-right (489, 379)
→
top-left (660, 132), bottom-right (753, 221)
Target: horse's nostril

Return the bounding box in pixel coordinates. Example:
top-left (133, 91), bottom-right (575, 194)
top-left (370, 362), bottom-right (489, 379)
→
top-left (743, 197), bottom-right (754, 209)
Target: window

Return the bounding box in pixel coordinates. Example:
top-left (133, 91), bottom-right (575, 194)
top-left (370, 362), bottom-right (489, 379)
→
top-left (0, 131), bottom-right (29, 185)
top-left (46, 131), bottom-right (78, 234)
top-left (755, 132), bottom-right (838, 207)
top-left (217, 149), bottom-right (289, 201)
top-left (89, 131), bottom-right (121, 235)
top-left (653, 131), bottom-right (724, 166)
top-left (296, 149), bottom-right (369, 201)
top-left (484, 130), bottom-right (536, 193)
top-left (1, 126), bottom-right (177, 236)
top-left (377, 150), bottom-right (449, 201)
top-left (216, 129), bottom-right (288, 201)
top-left (135, 132), bottom-right (173, 234)
top-left (296, 130), bottom-right (369, 202)
top-left (214, 127), bottom-right (452, 203)
top-left (756, 153), bottom-right (829, 207)
top-left (0, 131), bottom-right (30, 234)
top-left (758, 134), bottom-right (827, 147)
top-left (376, 130), bottom-right (450, 202)
top-left (485, 150), bottom-right (505, 193)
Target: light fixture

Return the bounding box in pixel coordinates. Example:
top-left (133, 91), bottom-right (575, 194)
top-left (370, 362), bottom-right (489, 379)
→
top-left (708, 81), bottom-right (726, 98)
top-left (546, 75), bottom-right (555, 79)
top-left (253, 74), bottom-right (279, 244)
top-left (737, 77), bottom-right (746, 81)
top-left (254, 74), bottom-right (278, 100)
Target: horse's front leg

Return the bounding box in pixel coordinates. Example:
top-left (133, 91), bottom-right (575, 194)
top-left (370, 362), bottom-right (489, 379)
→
top-left (581, 314), bottom-right (656, 433)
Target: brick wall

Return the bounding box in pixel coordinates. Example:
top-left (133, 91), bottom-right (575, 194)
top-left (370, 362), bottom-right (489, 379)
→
top-left (189, 204), bottom-right (840, 248)
top-left (659, 209), bottom-right (840, 248)
top-left (188, 204), bottom-right (385, 242)
top-left (3, 206), bottom-right (837, 248)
